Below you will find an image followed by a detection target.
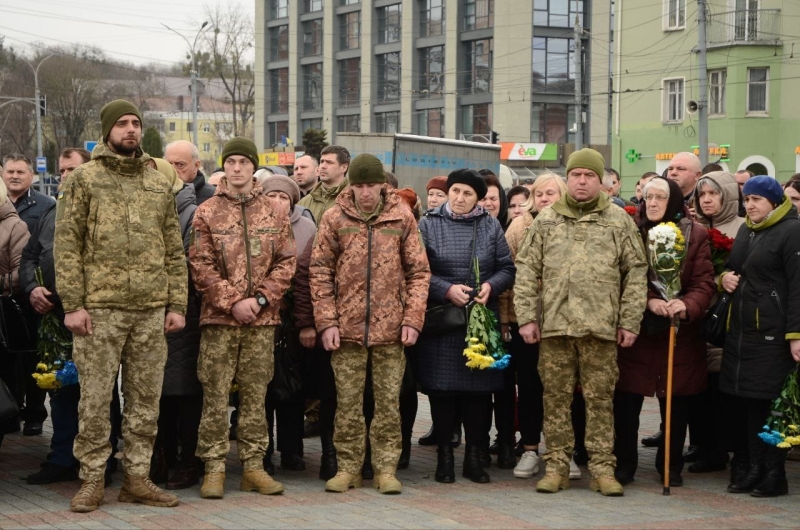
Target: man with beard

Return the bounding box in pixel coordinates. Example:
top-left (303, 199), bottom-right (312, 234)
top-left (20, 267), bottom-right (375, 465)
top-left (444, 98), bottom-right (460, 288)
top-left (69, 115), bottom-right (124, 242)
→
top-left (55, 99), bottom-right (188, 512)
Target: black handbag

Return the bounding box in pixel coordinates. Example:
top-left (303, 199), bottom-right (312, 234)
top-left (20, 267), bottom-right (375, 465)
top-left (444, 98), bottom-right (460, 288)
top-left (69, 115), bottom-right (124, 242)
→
top-left (0, 378), bottom-right (19, 422)
top-left (421, 220), bottom-right (477, 337)
top-left (704, 292), bottom-right (731, 348)
top-left (269, 316), bottom-right (304, 403)
top-left (0, 292), bottom-right (32, 353)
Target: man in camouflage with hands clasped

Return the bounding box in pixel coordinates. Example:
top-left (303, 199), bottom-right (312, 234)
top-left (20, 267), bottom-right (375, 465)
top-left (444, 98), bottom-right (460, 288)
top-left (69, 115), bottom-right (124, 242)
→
top-left (55, 99), bottom-right (188, 512)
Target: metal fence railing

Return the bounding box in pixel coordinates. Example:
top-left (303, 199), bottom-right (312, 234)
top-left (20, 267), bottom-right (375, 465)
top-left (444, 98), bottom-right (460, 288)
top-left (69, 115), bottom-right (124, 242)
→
top-left (706, 9), bottom-right (781, 45)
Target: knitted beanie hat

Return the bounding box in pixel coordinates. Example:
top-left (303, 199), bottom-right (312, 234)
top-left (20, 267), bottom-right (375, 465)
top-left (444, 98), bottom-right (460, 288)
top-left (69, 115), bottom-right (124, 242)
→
top-left (222, 137), bottom-right (259, 168)
top-left (100, 99), bottom-right (142, 141)
top-left (348, 154), bottom-right (386, 185)
top-left (446, 168), bottom-right (487, 200)
top-left (566, 148), bottom-right (605, 179)
top-left (262, 174), bottom-right (301, 207)
top-left (426, 176), bottom-right (448, 194)
top-left (743, 175), bottom-right (784, 206)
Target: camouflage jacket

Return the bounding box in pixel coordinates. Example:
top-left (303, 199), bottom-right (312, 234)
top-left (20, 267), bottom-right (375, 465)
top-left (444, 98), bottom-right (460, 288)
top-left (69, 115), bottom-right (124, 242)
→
top-left (310, 186), bottom-right (431, 346)
top-left (514, 192), bottom-right (647, 341)
top-left (189, 179), bottom-right (296, 327)
top-left (54, 143), bottom-right (188, 314)
top-left (298, 178), bottom-right (349, 227)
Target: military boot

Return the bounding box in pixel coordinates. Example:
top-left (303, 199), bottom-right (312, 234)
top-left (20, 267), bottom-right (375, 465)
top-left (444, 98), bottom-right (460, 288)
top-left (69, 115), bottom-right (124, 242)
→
top-left (325, 471), bottom-right (363, 492)
top-left (70, 479), bottom-right (105, 513)
top-left (374, 473), bottom-right (402, 494)
top-left (241, 469), bottom-right (284, 495)
top-left (590, 475), bottom-right (625, 497)
top-left (118, 475), bottom-right (179, 507)
top-left (200, 472), bottom-right (225, 499)
top-left (536, 472), bottom-right (570, 493)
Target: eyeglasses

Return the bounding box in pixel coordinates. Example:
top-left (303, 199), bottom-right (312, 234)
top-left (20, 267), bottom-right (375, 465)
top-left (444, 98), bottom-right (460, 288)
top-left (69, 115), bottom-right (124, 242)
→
top-left (645, 193), bottom-right (669, 202)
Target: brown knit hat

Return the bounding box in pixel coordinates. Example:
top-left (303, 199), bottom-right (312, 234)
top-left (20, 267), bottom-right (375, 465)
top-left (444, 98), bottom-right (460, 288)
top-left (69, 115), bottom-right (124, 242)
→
top-left (426, 176), bottom-right (448, 194)
top-left (262, 174), bottom-right (301, 207)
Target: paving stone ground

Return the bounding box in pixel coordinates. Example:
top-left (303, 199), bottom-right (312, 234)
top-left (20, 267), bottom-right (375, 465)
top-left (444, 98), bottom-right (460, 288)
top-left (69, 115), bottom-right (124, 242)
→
top-left (2, 394), bottom-right (800, 529)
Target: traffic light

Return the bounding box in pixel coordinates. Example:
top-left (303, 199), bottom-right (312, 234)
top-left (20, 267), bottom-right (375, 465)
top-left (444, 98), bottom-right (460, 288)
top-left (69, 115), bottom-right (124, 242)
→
top-left (39, 95), bottom-right (46, 117)
top-left (490, 130), bottom-right (499, 144)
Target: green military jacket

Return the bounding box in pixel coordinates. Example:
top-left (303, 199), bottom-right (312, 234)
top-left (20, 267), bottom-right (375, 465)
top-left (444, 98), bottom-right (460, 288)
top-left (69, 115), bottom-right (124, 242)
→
top-left (514, 192), bottom-right (647, 341)
top-left (298, 177), bottom-right (349, 227)
top-left (55, 142), bottom-right (188, 315)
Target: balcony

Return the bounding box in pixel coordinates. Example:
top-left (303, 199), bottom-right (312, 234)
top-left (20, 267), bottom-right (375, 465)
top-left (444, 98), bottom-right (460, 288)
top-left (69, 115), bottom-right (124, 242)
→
top-left (706, 9), bottom-right (781, 48)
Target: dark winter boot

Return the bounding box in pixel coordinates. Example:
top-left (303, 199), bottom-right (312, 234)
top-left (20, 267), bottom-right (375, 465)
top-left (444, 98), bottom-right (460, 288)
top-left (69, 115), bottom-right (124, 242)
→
top-left (435, 445), bottom-right (455, 483)
top-left (496, 441), bottom-right (517, 469)
top-left (397, 437), bottom-right (411, 470)
top-left (319, 429), bottom-right (338, 480)
top-left (728, 453), bottom-right (764, 494)
top-left (751, 447), bottom-right (789, 498)
top-left (463, 445), bottom-right (490, 484)
top-left (728, 452), bottom-right (749, 488)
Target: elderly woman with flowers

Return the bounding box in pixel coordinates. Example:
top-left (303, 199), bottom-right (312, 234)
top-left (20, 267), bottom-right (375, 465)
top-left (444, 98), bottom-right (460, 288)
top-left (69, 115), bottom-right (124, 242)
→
top-left (613, 177), bottom-right (715, 487)
top-left (720, 176), bottom-right (800, 498)
top-left (416, 168), bottom-right (515, 485)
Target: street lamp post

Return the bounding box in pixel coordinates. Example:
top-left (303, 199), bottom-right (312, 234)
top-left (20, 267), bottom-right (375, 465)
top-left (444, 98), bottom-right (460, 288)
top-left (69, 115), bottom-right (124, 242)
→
top-left (24, 54), bottom-right (55, 192)
top-left (163, 22), bottom-right (211, 147)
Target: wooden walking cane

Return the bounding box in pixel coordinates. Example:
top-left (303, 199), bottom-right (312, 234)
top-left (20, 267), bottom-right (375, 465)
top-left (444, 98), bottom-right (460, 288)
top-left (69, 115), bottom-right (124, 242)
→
top-left (663, 315), bottom-right (678, 496)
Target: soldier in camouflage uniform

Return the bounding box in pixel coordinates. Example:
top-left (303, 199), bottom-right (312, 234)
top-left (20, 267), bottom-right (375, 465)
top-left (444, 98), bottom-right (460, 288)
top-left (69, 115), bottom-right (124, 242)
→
top-left (514, 148), bottom-right (647, 497)
top-left (310, 154), bottom-right (430, 494)
top-left (189, 137), bottom-right (296, 499)
top-left (55, 100), bottom-right (188, 512)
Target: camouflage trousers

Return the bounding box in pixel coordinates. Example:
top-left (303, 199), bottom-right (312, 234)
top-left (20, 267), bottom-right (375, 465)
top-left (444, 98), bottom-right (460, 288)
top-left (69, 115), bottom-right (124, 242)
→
top-left (540, 336), bottom-right (618, 477)
top-left (331, 341), bottom-right (405, 475)
top-left (72, 308), bottom-right (167, 480)
top-left (196, 325), bottom-right (275, 473)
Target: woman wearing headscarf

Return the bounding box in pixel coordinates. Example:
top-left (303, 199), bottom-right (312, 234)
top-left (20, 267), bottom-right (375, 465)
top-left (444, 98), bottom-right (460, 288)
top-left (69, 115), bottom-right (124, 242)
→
top-left (416, 169), bottom-right (515, 484)
top-left (614, 177), bottom-right (715, 487)
top-left (721, 176), bottom-right (800, 498)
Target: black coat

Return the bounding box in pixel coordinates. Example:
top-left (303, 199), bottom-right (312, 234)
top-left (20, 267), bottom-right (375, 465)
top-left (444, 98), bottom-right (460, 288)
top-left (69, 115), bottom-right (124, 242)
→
top-left (720, 201), bottom-right (800, 400)
top-left (14, 188), bottom-right (55, 235)
top-left (192, 171), bottom-right (216, 205)
top-left (415, 206), bottom-right (515, 393)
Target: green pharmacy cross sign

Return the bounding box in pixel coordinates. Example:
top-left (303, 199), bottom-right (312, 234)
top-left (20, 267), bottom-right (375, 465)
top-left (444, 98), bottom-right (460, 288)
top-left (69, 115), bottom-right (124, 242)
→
top-left (625, 149), bottom-right (641, 164)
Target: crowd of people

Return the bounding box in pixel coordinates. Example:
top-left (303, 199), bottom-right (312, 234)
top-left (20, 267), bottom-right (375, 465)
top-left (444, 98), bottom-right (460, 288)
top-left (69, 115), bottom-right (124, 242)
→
top-left (1, 98), bottom-right (799, 513)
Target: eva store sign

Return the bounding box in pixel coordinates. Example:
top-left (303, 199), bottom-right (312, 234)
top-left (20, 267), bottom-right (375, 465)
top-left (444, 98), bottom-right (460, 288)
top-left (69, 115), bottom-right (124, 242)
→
top-left (500, 143), bottom-right (558, 161)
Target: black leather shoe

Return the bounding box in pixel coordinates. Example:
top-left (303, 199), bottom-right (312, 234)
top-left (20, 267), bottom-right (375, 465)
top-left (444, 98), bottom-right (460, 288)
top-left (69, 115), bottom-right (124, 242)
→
top-left (397, 438), bottom-right (411, 470)
top-left (688, 458), bottom-right (727, 473)
top-left (319, 429), bottom-right (338, 480)
top-left (418, 426), bottom-right (436, 446)
top-left (641, 430), bottom-right (663, 448)
top-left (751, 470), bottom-right (788, 497)
top-left (496, 444), bottom-right (517, 469)
top-left (26, 462), bottom-right (78, 485)
top-left (23, 421), bottom-right (43, 436)
top-left (435, 446), bottom-right (455, 483)
top-left (166, 465), bottom-right (200, 490)
top-left (280, 454), bottom-right (306, 471)
top-left (683, 445), bottom-right (701, 463)
top-left (728, 463), bottom-right (764, 493)
top-left (463, 446), bottom-right (490, 484)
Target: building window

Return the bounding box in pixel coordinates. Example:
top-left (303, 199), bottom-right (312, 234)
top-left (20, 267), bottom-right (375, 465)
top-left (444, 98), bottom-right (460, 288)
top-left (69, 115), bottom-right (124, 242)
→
top-left (301, 118), bottom-right (323, 134)
top-left (269, 121), bottom-right (290, 145)
top-left (531, 103), bottom-right (575, 144)
top-left (420, 0), bottom-right (445, 37)
top-left (377, 52), bottom-right (401, 103)
top-left (339, 58), bottom-right (361, 106)
top-left (169, 122), bottom-right (176, 132)
top-left (415, 108), bottom-right (444, 137)
top-left (377, 4), bottom-right (402, 44)
top-left (187, 122), bottom-right (194, 132)
top-left (270, 68), bottom-right (289, 113)
top-left (303, 63), bottom-right (323, 111)
top-left (303, 0), bottom-right (322, 13)
top-left (532, 37), bottom-right (575, 94)
top-left (747, 67), bottom-right (768, 114)
top-left (664, 0), bottom-right (686, 30)
top-left (708, 69), bottom-right (726, 116)
top-left (203, 143), bottom-right (211, 153)
top-left (270, 0), bottom-right (288, 19)
top-left (270, 25), bottom-right (289, 61)
top-left (340, 11), bottom-right (361, 50)
top-left (337, 115), bottom-right (361, 132)
top-left (662, 78), bottom-right (684, 123)
top-left (461, 103), bottom-right (492, 135)
top-left (464, 39), bottom-right (492, 94)
top-left (534, 0), bottom-right (584, 28)
top-left (375, 111), bottom-right (400, 134)
top-left (202, 123), bottom-right (211, 133)
top-left (419, 46), bottom-right (444, 97)
top-left (464, 0), bottom-right (493, 30)
top-left (341, 0), bottom-right (359, 4)
top-left (303, 20), bottom-right (323, 56)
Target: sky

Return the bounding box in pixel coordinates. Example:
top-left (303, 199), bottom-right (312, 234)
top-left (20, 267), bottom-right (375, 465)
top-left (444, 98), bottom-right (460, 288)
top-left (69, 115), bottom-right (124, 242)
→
top-left (0, 0), bottom-right (252, 67)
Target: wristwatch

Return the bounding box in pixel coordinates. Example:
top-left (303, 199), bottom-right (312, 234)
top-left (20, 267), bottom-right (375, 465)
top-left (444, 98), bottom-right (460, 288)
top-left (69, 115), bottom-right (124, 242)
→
top-left (256, 293), bottom-right (268, 307)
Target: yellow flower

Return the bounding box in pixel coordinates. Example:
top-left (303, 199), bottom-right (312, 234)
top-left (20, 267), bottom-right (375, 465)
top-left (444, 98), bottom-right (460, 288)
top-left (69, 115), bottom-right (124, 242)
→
top-left (469, 337), bottom-right (480, 344)
top-left (777, 441), bottom-right (791, 449)
top-left (789, 425), bottom-right (799, 432)
top-left (33, 372), bottom-right (60, 390)
top-left (36, 363), bottom-right (48, 372)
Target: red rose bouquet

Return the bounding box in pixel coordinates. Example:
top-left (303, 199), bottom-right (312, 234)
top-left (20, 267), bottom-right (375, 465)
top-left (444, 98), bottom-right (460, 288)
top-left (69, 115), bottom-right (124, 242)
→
top-left (707, 228), bottom-right (734, 276)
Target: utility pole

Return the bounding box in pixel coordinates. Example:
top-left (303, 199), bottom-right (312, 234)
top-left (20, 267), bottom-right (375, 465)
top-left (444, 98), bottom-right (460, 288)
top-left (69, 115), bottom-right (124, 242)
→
top-left (25, 54), bottom-right (55, 193)
top-left (164, 22), bottom-right (211, 146)
top-left (697, 0), bottom-right (709, 166)
top-left (575, 16), bottom-right (584, 151)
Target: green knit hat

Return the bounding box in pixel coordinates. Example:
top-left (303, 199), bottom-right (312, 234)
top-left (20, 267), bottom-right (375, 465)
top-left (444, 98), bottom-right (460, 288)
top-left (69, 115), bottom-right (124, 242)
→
top-left (100, 99), bottom-right (142, 141)
top-left (566, 148), bottom-right (605, 180)
top-left (221, 137), bottom-right (259, 168)
top-left (348, 154), bottom-right (386, 185)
